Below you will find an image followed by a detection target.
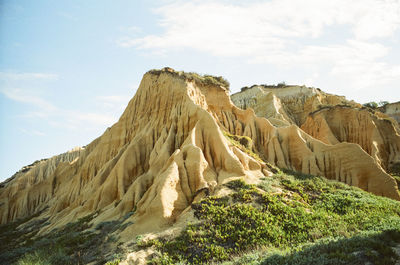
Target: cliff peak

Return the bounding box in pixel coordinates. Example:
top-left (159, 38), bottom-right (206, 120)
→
top-left (1, 69), bottom-right (400, 264)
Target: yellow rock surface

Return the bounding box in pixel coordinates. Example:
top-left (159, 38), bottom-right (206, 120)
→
top-left (0, 69), bottom-right (399, 240)
top-left (232, 84), bottom-right (399, 195)
top-left (232, 85), bottom-right (361, 126)
top-left (301, 106), bottom-right (400, 171)
top-left (0, 69), bottom-right (268, 236)
top-left (381, 101), bottom-right (400, 125)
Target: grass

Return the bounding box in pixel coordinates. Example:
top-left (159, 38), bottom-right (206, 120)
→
top-left (392, 175), bottom-right (400, 190)
top-left (3, 152), bottom-right (400, 264)
top-left (221, 230), bottom-right (400, 265)
top-left (0, 210), bottom-right (131, 264)
top-left (145, 170), bottom-right (400, 264)
top-left (222, 131), bottom-right (280, 174)
top-left (390, 162), bottom-right (400, 176)
top-left (148, 67), bottom-right (230, 89)
top-left (222, 131), bottom-right (263, 163)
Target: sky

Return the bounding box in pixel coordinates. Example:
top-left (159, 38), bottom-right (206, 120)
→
top-left (0, 0), bottom-right (400, 181)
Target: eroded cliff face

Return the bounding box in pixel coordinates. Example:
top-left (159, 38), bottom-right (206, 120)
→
top-left (381, 101), bottom-right (400, 124)
top-left (301, 106), bottom-right (400, 172)
top-left (1, 69), bottom-right (399, 243)
top-left (0, 147), bottom-right (85, 223)
top-left (0, 69), bottom-right (269, 236)
top-left (232, 85), bottom-right (400, 173)
top-left (231, 85), bottom-right (361, 126)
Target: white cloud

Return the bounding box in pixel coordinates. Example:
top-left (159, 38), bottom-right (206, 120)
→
top-left (118, 25), bottom-right (142, 33)
top-left (58, 12), bottom-right (78, 21)
top-left (0, 70), bottom-right (124, 131)
top-left (119, 0), bottom-right (400, 51)
top-left (96, 95), bottom-right (128, 104)
top-left (0, 72), bottom-right (59, 81)
top-left (67, 111), bottom-right (116, 127)
top-left (1, 87), bottom-right (57, 111)
top-left (20, 128), bottom-right (46, 136)
top-left (96, 95), bottom-right (131, 109)
top-left (1, 87), bottom-right (120, 131)
top-left (118, 0), bottom-right (400, 94)
top-left (126, 26), bottom-right (142, 33)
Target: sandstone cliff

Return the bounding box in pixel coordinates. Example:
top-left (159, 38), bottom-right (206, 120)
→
top-left (0, 69), bottom-right (269, 234)
top-left (0, 147), bottom-right (84, 222)
top-left (301, 106), bottom-right (400, 172)
top-left (232, 85), bottom-right (400, 174)
top-left (381, 101), bottom-right (400, 124)
top-left (1, 68), bottom-right (399, 243)
top-left (231, 85), bottom-right (361, 126)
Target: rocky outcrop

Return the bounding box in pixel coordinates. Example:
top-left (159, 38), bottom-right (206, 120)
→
top-left (232, 85), bottom-right (400, 173)
top-left (0, 69), bottom-right (398, 241)
top-left (232, 85), bottom-right (361, 126)
top-left (381, 101), bottom-right (400, 124)
top-left (0, 69), bottom-right (269, 234)
top-left (301, 106), bottom-right (400, 172)
top-left (0, 147), bottom-right (84, 222)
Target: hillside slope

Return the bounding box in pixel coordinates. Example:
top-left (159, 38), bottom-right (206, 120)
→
top-left (1, 68), bottom-right (400, 264)
top-left (232, 85), bottom-right (400, 175)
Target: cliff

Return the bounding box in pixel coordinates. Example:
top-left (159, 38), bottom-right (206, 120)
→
top-left (381, 101), bottom-right (400, 124)
top-left (232, 85), bottom-right (400, 174)
top-left (1, 69), bottom-right (398, 233)
top-left (301, 106), bottom-right (400, 172)
top-left (1, 69), bottom-right (400, 264)
top-left (0, 69), bottom-right (269, 233)
top-left (231, 85), bottom-right (361, 126)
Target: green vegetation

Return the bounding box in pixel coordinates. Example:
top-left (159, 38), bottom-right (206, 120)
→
top-left (222, 131), bottom-right (263, 162)
top-left (148, 67), bottom-right (230, 89)
top-left (3, 146), bottom-right (400, 265)
top-left (390, 162), bottom-right (400, 176)
top-left (146, 170), bottom-right (400, 264)
top-left (362, 101), bottom-right (389, 109)
top-left (391, 175), bottom-right (400, 190)
top-left (260, 82), bottom-right (288, 88)
top-left (363, 101), bottom-right (379, 109)
top-left (239, 82), bottom-right (290, 92)
top-left (105, 258), bottom-right (121, 265)
top-left (0, 210), bottom-right (130, 264)
top-left (221, 230), bottom-right (400, 265)
top-left (276, 81), bottom-right (287, 87)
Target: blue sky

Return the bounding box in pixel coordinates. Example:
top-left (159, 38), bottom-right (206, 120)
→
top-left (1, 0), bottom-right (399, 181)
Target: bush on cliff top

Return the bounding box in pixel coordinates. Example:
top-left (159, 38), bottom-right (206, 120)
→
top-left (148, 67), bottom-right (230, 89)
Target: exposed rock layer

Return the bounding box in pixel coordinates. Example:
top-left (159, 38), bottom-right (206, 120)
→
top-left (231, 85), bottom-right (361, 126)
top-left (381, 101), bottom-right (400, 124)
top-left (232, 85), bottom-right (400, 174)
top-left (1, 69), bottom-right (399, 239)
top-left (301, 106), bottom-right (400, 171)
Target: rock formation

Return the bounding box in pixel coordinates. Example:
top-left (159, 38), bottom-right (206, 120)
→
top-left (381, 101), bottom-right (400, 124)
top-left (231, 85), bottom-right (361, 126)
top-left (1, 68), bottom-right (399, 244)
top-left (301, 106), bottom-right (400, 172)
top-left (232, 84), bottom-right (400, 175)
top-left (0, 147), bottom-right (84, 222)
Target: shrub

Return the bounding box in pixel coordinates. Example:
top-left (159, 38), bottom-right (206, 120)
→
top-left (222, 131), bottom-right (262, 162)
top-left (105, 258), bottom-right (121, 265)
top-left (148, 68), bottom-right (230, 89)
top-left (2, 210), bottom-right (128, 265)
top-left (16, 251), bottom-right (52, 265)
top-left (147, 171), bottom-right (400, 264)
top-left (378, 101), bottom-right (389, 107)
top-left (363, 102), bottom-right (378, 109)
top-left (276, 81), bottom-right (287, 87)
